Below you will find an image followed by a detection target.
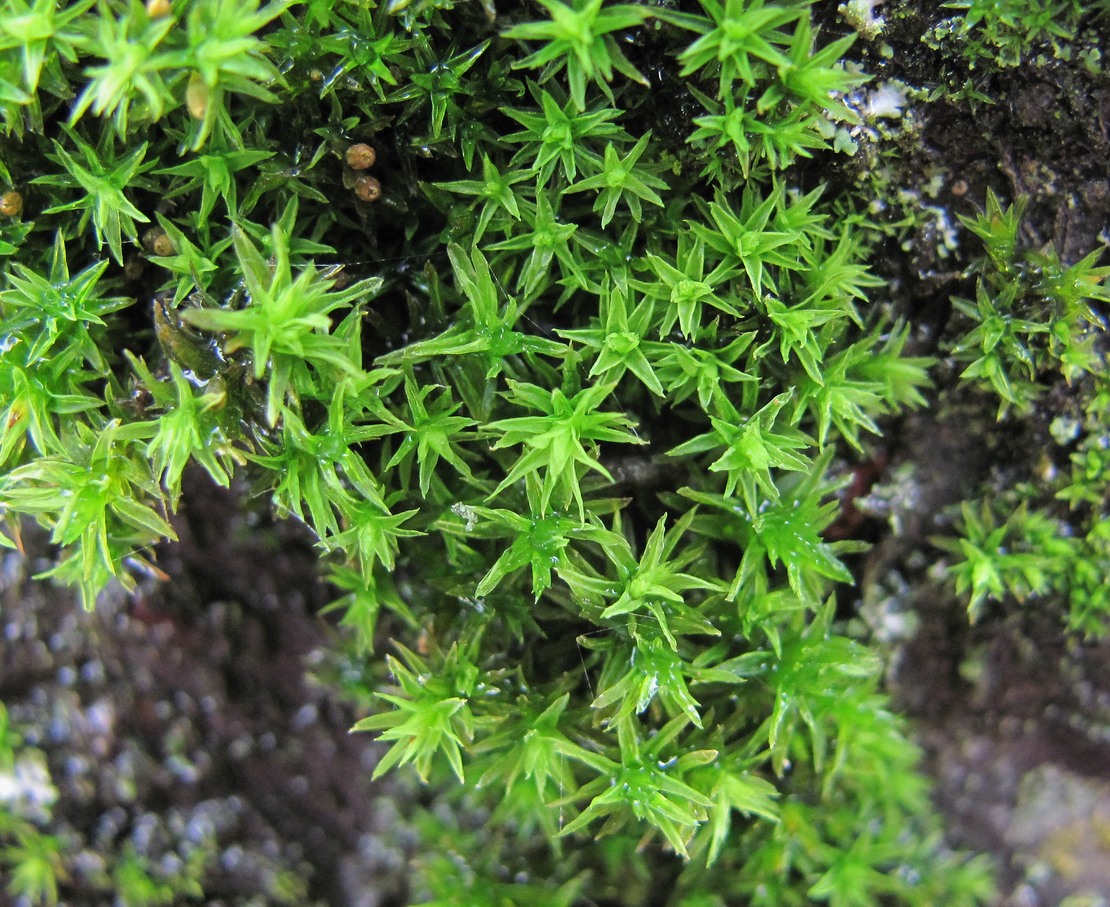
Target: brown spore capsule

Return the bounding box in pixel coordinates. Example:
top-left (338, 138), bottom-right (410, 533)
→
top-left (124, 257), bottom-right (146, 280)
top-left (345, 143), bottom-right (377, 170)
top-left (186, 73), bottom-right (209, 120)
top-left (354, 175), bottom-right (382, 203)
top-left (153, 233), bottom-right (176, 256)
top-left (146, 0), bottom-right (172, 17)
top-left (0, 190), bottom-right (23, 217)
top-left (142, 226), bottom-right (167, 253)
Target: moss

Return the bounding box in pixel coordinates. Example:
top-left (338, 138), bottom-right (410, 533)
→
top-left (3, 0), bottom-right (1108, 903)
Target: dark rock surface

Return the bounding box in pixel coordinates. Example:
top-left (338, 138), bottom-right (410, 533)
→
top-left (1, 471), bottom-right (412, 906)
